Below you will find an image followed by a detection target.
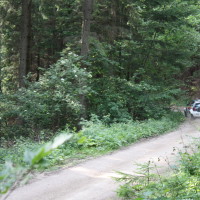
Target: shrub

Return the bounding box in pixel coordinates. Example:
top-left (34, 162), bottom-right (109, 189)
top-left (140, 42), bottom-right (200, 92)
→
top-left (0, 54), bottom-right (91, 139)
top-left (0, 112), bottom-right (184, 172)
top-left (76, 111), bottom-right (184, 150)
top-left (88, 77), bottom-right (182, 122)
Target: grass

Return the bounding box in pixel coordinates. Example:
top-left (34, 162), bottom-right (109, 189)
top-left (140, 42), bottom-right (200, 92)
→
top-left (0, 112), bottom-right (184, 172)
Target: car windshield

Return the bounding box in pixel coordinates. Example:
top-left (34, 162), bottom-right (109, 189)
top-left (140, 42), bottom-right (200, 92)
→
top-left (194, 103), bottom-right (200, 107)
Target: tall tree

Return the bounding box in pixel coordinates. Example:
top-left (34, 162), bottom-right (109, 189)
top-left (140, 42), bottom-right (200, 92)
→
top-left (79, 0), bottom-right (93, 120)
top-left (19, 0), bottom-right (32, 87)
top-left (81, 0), bottom-right (93, 57)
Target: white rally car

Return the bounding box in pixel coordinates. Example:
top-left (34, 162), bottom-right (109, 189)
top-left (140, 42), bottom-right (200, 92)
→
top-left (189, 101), bottom-right (200, 118)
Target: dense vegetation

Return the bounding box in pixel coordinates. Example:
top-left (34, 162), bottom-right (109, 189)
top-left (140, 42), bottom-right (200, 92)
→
top-left (0, 112), bottom-right (184, 171)
top-left (116, 142), bottom-right (200, 199)
top-left (0, 0), bottom-right (200, 141)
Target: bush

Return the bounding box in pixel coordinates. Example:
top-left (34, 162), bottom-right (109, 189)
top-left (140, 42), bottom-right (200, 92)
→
top-left (88, 77), bottom-right (182, 122)
top-left (76, 111), bottom-right (184, 150)
top-left (0, 112), bottom-right (184, 172)
top-left (0, 54), bottom-right (91, 139)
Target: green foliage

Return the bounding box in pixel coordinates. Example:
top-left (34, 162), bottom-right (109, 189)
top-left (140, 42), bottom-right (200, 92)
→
top-left (1, 0), bottom-right (199, 140)
top-left (121, 0), bottom-right (200, 86)
top-left (88, 76), bottom-right (182, 122)
top-left (77, 112), bottom-right (184, 150)
top-left (116, 143), bottom-right (200, 200)
top-left (0, 0), bottom-right (21, 92)
top-left (0, 49), bottom-right (183, 139)
top-left (0, 54), bottom-right (91, 139)
top-left (23, 134), bottom-right (72, 166)
top-left (0, 0), bottom-right (82, 91)
top-left (0, 133), bottom-right (71, 195)
top-left (0, 112), bottom-right (184, 173)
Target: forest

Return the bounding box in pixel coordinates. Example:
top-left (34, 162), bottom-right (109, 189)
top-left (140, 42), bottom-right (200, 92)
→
top-left (0, 0), bottom-right (200, 139)
top-left (0, 0), bottom-right (200, 198)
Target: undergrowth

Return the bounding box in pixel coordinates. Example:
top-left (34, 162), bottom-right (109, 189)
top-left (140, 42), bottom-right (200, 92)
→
top-left (116, 141), bottom-right (200, 200)
top-left (0, 112), bottom-right (184, 171)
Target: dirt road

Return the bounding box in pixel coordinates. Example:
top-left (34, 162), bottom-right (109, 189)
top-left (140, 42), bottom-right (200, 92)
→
top-left (3, 119), bottom-right (200, 200)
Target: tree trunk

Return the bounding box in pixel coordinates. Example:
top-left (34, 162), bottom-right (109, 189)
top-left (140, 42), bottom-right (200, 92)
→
top-left (0, 78), bottom-right (2, 93)
top-left (81, 0), bottom-right (93, 57)
top-left (19, 0), bottom-right (32, 87)
top-left (79, 0), bottom-right (93, 121)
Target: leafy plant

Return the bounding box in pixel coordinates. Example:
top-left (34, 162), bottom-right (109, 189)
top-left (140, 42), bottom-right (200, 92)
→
top-left (0, 133), bottom-right (72, 198)
top-left (77, 112), bottom-right (184, 150)
top-left (0, 53), bottom-right (91, 139)
top-left (0, 112), bottom-right (184, 174)
top-left (115, 142), bottom-right (200, 200)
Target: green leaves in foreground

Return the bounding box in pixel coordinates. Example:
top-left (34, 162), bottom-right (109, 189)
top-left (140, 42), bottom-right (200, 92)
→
top-left (0, 133), bottom-right (72, 195)
top-left (24, 134), bottom-right (72, 165)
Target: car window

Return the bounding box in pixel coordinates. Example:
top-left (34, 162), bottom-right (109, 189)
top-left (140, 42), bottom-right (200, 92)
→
top-left (194, 103), bottom-right (200, 107)
top-left (187, 100), bottom-right (200, 107)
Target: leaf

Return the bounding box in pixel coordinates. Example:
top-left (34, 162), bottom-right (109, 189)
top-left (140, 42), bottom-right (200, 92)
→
top-left (24, 134), bottom-right (72, 166)
top-left (78, 136), bottom-right (87, 144)
top-left (0, 186), bottom-right (9, 194)
top-left (24, 146), bottom-right (45, 165)
top-left (41, 13), bottom-right (48, 20)
top-left (0, 172), bottom-right (7, 180)
top-left (143, 190), bottom-right (153, 197)
top-left (51, 134), bottom-right (72, 149)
